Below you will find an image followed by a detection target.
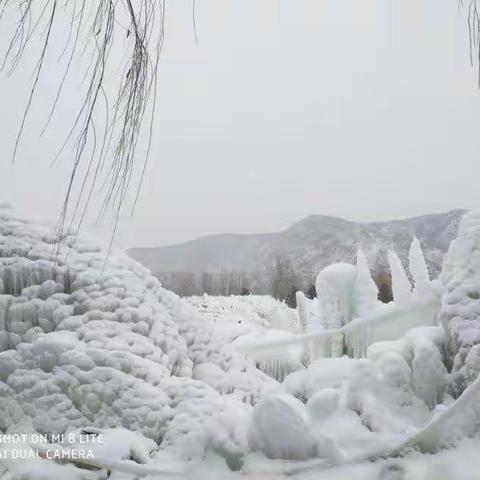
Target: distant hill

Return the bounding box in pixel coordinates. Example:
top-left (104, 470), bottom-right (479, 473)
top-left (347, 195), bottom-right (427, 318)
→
top-left (128, 209), bottom-right (466, 296)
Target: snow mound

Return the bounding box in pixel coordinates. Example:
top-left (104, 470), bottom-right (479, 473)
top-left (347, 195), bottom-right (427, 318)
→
top-left (248, 394), bottom-right (317, 461)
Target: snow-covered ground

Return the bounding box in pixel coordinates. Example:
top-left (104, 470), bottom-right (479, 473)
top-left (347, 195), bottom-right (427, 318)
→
top-left (186, 294), bottom-right (299, 343)
top-left (1, 204), bottom-right (480, 479)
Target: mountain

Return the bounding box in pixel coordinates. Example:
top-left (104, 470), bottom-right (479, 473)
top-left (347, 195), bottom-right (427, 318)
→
top-left (128, 209), bottom-right (467, 295)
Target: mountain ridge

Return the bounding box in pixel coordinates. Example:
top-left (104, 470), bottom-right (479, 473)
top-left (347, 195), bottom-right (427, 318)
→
top-left (128, 209), bottom-right (467, 294)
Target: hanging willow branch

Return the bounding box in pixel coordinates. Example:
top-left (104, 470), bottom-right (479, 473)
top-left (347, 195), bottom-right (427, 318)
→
top-left (462, 0), bottom-right (480, 84)
top-left (0, 0), bottom-right (165, 248)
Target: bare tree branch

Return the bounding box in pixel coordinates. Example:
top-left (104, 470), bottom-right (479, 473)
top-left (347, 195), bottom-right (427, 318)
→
top-left (0, 0), bottom-right (166, 252)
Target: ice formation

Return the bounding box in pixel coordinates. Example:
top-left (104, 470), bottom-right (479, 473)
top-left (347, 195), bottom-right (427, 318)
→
top-left (439, 211), bottom-right (480, 394)
top-left (279, 326), bottom-right (448, 461)
top-left (295, 291), bottom-right (319, 335)
top-left (409, 237), bottom-right (432, 297)
top-left (388, 250), bottom-right (413, 305)
top-left (300, 253), bottom-right (379, 335)
top-left (352, 249), bottom-right (379, 319)
top-left (343, 296), bottom-right (440, 358)
top-left (2, 205), bottom-right (480, 479)
top-left (315, 262), bottom-right (357, 329)
top-left (186, 294), bottom-right (301, 382)
top-left (0, 205), bottom-right (275, 477)
top-left (271, 241), bottom-right (439, 360)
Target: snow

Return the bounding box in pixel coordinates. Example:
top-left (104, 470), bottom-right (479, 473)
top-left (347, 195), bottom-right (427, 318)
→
top-left (237, 240), bottom-right (440, 362)
top-left (278, 326), bottom-right (448, 461)
top-left (129, 210), bottom-right (466, 296)
top-left (186, 294), bottom-right (302, 382)
top-left (2, 204), bottom-right (480, 479)
top-left (399, 365), bottom-right (480, 453)
top-left (0, 205), bottom-right (270, 477)
top-left (248, 394), bottom-right (318, 461)
top-left (186, 294), bottom-right (299, 335)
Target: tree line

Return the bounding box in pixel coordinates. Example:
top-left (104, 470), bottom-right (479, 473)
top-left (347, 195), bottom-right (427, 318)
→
top-left (156, 255), bottom-right (394, 308)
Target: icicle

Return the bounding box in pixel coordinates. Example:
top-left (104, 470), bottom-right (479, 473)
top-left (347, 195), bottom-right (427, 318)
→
top-left (344, 319), bottom-right (370, 358)
top-left (388, 250), bottom-right (412, 305)
top-left (352, 249), bottom-right (378, 319)
top-left (409, 237), bottom-right (431, 297)
top-left (257, 358), bottom-right (299, 382)
top-left (296, 291), bottom-right (308, 334)
top-left (296, 291), bottom-right (322, 334)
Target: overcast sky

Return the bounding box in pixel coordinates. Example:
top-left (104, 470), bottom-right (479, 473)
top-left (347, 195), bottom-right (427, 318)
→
top-left (0, 0), bottom-right (479, 248)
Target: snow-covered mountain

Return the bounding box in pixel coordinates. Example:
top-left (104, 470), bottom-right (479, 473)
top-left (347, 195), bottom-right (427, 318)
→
top-left (129, 209), bottom-right (466, 292)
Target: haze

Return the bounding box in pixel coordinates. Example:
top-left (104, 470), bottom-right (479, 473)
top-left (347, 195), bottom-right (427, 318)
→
top-left (0, 0), bottom-right (479, 248)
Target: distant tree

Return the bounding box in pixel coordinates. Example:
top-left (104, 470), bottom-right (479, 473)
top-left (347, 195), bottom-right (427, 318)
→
top-left (199, 269), bottom-right (248, 296)
top-left (271, 255), bottom-right (300, 308)
top-left (374, 270), bottom-right (393, 304)
top-left (240, 273), bottom-right (251, 296)
top-left (305, 283), bottom-right (317, 299)
top-left (240, 287), bottom-right (250, 296)
top-left (285, 285), bottom-right (299, 308)
top-left (171, 271), bottom-right (197, 297)
top-left (201, 272), bottom-right (216, 295)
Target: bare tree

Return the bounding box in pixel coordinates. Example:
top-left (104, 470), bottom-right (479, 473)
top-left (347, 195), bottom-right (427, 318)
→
top-left (464, 0), bottom-right (480, 84)
top-left (170, 271), bottom-right (197, 296)
top-left (373, 269), bottom-right (393, 304)
top-left (271, 255), bottom-right (300, 308)
top-left (201, 272), bottom-right (216, 295)
top-left (305, 282), bottom-right (316, 300)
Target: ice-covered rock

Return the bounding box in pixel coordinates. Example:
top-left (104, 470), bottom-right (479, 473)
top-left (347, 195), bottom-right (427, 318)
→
top-left (440, 211), bottom-right (480, 395)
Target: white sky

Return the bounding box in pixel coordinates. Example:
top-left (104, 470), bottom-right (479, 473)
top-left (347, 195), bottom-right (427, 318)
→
top-left (0, 0), bottom-right (479, 247)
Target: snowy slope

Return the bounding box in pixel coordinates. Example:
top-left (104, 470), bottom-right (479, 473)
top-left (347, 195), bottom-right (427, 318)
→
top-left (187, 294), bottom-right (299, 335)
top-left (129, 209), bottom-right (465, 293)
